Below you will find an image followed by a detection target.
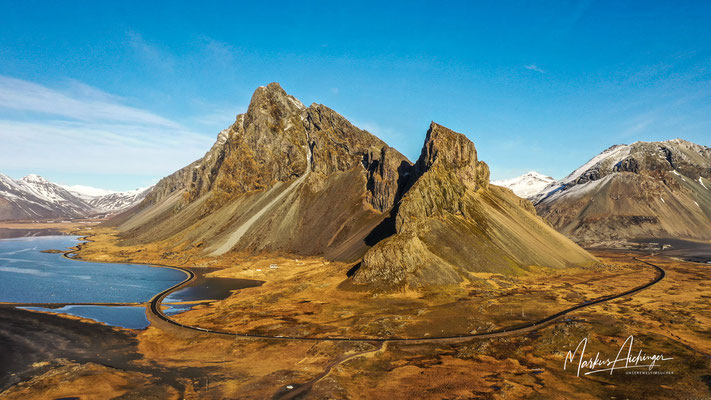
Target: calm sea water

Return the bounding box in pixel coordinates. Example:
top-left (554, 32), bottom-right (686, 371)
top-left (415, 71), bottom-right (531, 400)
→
top-left (20, 305), bottom-right (150, 329)
top-left (0, 235), bottom-right (187, 328)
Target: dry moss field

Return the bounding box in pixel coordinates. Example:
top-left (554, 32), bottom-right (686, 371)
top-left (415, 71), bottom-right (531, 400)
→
top-left (1, 226), bottom-right (708, 399)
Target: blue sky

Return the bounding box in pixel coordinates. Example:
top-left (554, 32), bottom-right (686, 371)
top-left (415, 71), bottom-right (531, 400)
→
top-left (1, 1), bottom-right (710, 191)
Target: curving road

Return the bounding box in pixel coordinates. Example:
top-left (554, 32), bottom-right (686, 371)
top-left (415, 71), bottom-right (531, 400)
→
top-left (59, 235), bottom-right (665, 343)
top-left (148, 256), bottom-right (666, 343)
top-left (146, 255), bottom-right (666, 400)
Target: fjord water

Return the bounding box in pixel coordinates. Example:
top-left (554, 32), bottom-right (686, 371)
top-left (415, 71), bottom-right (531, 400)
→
top-left (0, 236), bottom-right (186, 328)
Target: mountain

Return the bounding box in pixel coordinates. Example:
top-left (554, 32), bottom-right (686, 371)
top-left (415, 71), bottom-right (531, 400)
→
top-left (0, 174), bottom-right (150, 221)
top-left (62, 185), bottom-right (118, 200)
top-left (114, 83), bottom-right (598, 289)
top-left (351, 123), bottom-right (598, 289)
top-left (534, 139), bottom-right (711, 246)
top-left (85, 188), bottom-right (152, 215)
top-left (0, 174), bottom-right (92, 221)
top-left (115, 82), bottom-right (410, 261)
top-left (492, 171), bottom-right (554, 198)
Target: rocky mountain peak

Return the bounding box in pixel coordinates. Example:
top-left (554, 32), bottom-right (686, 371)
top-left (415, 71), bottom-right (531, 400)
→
top-left (413, 122), bottom-right (489, 191)
top-left (492, 171), bottom-right (555, 199)
top-left (1, 173), bottom-right (148, 221)
top-left (351, 121), bottom-right (597, 290)
top-left (534, 138), bottom-right (711, 246)
top-left (248, 82), bottom-right (306, 117)
top-left (418, 122), bottom-right (477, 168)
top-left (152, 83), bottom-right (410, 214)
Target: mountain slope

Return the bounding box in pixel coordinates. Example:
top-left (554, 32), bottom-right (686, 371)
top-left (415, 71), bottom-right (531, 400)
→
top-left (87, 187), bottom-right (152, 214)
top-left (534, 139), bottom-right (711, 246)
top-left (351, 123), bottom-right (599, 289)
top-left (492, 171), bottom-right (554, 198)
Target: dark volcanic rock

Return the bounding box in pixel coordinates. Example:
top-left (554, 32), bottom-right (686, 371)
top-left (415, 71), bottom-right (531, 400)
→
top-left (117, 86), bottom-right (597, 288)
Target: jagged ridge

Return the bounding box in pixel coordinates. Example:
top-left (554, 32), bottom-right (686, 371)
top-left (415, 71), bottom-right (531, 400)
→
top-left (117, 83), bottom-right (411, 261)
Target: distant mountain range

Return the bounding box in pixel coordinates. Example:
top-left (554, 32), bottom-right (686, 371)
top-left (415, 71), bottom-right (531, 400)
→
top-left (0, 174), bottom-right (151, 221)
top-left (492, 171), bottom-right (555, 198)
top-left (110, 83), bottom-right (597, 290)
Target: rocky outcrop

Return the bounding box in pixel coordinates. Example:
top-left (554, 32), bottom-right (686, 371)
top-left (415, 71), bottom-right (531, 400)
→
top-left (395, 123), bottom-right (490, 222)
top-left (535, 139), bottom-right (711, 246)
top-left (352, 123), bottom-right (599, 290)
top-left (142, 83), bottom-right (410, 214)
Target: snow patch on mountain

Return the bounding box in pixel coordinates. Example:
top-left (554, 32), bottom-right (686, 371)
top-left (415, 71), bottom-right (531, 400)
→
top-left (560, 144), bottom-right (631, 185)
top-left (492, 171), bottom-right (555, 198)
top-left (62, 184), bottom-right (117, 199)
top-left (88, 187), bottom-right (151, 213)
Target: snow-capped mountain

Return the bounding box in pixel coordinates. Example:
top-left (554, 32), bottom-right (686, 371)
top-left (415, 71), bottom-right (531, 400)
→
top-left (86, 187), bottom-right (151, 213)
top-left (61, 184), bottom-right (117, 201)
top-left (492, 171), bottom-right (555, 198)
top-left (534, 139), bottom-right (711, 246)
top-left (0, 174), bottom-right (92, 221)
top-left (0, 173), bottom-right (152, 221)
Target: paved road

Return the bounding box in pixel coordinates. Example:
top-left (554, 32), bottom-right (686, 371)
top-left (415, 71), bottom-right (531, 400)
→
top-left (9, 238), bottom-right (667, 343)
top-left (149, 256), bottom-right (666, 343)
top-left (3, 235), bottom-right (669, 400)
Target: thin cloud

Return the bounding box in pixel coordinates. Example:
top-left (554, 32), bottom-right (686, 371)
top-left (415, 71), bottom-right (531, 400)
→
top-left (191, 106), bottom-right (245, 129)
top-left (0, 75), bottom-right (178, 127)
top-left (198, 36), bottom-right (236, 67)
top-left (0, 76), bottom-right (214, 178)
top-left (619, 118), bottom-right (654, 138)
top-left (0, 120), bottom-right (211, 175)
top-left (126, 30), bottom-right (175, 72)
top-left (524, 64), bottom-right (546, 74)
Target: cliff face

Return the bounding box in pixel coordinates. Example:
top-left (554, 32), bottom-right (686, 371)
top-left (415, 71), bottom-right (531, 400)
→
top-left (534, 139), bottom-right (711, 246)
top-left (352, 123), bottom-right (598, 290)
top-left (396, 123), bottom-right (490, 223)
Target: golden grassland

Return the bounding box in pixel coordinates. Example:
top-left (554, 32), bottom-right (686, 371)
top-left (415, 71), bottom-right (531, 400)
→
top-left (1, 226), bottom-right (710, 399)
